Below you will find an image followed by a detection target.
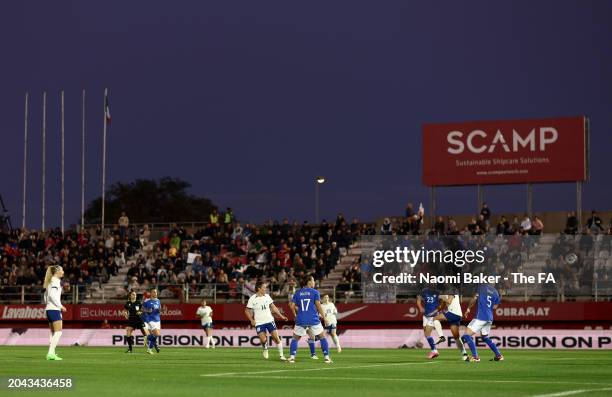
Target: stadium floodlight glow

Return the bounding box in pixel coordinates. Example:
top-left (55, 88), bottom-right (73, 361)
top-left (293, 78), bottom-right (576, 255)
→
top-left (316, 176), bottom-right (326, 184)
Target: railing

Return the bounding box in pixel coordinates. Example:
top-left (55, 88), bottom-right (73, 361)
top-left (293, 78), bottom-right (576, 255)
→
top-left (0, 285), bottom-right (86, 305)
top-left (4, 278), bottom-right (611, 305)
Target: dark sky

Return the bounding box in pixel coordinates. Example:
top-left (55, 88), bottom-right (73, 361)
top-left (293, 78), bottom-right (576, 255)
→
top-left (2, 0), bottom-right (611, 227)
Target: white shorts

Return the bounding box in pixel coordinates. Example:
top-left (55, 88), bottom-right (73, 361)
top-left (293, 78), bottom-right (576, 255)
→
top-left (423, 315), bottom-right (435, 327)
top-left (146, 321), bottom-right (161, 331)
top-left (293, 323), bottom-right (324, 337)
top-left (468, 319), bottom-right (492, 336)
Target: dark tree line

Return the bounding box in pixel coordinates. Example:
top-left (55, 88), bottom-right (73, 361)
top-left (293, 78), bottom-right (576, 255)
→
top-left (84, 177), bottom-right (217, 224)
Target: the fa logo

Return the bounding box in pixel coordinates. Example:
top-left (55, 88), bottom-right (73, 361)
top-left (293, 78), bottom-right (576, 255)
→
top-left (538, 273), bottom-right (556, 283)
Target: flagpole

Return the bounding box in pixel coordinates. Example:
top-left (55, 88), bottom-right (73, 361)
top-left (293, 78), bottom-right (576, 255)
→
top-left (81, 89), bottom-right (86, 230)
top-left (41, 91), bottom-right (46, 232)
top-left (22, 92), bottom-right (29, 230)
top-left (60, 90), bottom-right (65, 234)
top-left (101, 88), bottom-right (108, 233)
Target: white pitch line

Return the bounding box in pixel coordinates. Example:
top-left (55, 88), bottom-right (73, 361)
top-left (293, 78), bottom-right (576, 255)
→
top-left (227, 375), bottom-right (612, 388)
top-left (201, 361), bottom-right (435, 377)
top-left (531, 387), bottom-right (612, 397)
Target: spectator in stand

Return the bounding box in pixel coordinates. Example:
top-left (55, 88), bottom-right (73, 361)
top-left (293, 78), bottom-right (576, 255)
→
top-left (467, 217), bottom-right (477, 234)
top-left (565, 212), bottom-right (579, 235)
top-left (476, 214), bottom-right (487, 233)
top-left (587, 211), bottom-right (604, 233)
top-left (510, 216), bottom-right (520, 234)
top-left (140, 224), bottom-right (151, 247)
top-left (224, 208), bottom-right (234, 228)
top-left (480, 202), bottom-right (491, 228)
top-left (381, 218), bottom-right (392, 235)
top-left (433, 216), bottom-right (445, 235)
top-left (209, 209), bottom-right (220, 233)
top-left (118, 212), bottom-right (129, 240)
top-left (531, 216), bottom-right (544, 235)
top-left (496, 216), bottom-right (510, 235)
top-left (405, 202), bottom-right (414, 219)
top-left (447, 218), bottom-right (459, 235)
top-left (520, 215), bottom-right (532, 234)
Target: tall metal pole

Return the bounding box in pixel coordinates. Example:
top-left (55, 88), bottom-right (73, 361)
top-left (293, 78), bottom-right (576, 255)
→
top-left (41, 91), bottom-right (46, 232)
top-left (576, 181), bottom-right (582, 228)
top-left (101, 88), bottom-right (108, 233)
top-left (22, 92), bottom-right (29, 230)
top-left (315, 181), bottom-right (319, 224)
top-left (60, 90), bottom-right (65, 234)
top-left (430, 186), bottom-right (436, 227)
top-left (527, 183), bottom-right (533, 218)
top-left (81, 89), bottom-right (86, 230)
top-left (476, 185), bottom-right (483, 213)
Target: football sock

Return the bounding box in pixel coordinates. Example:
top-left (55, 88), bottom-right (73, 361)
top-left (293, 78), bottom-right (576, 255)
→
top-left (48, 331), bottom-right (62, 355)
top-left (308, 338), bottom-right (316, 356)
top-left (320, 337), bottom-right (330, 356)
top-left (455, 337), bottom-right (467, 354)
top-left (127, 335), bottom-right (134, 350)
top-left (426, 336), bottom-right (436, 351)
top-left (277, 341), bottom-right (284, 356)
top-left (333, 335), bottom-right (341, 348)
top-left (461, 335), bottom-right (478, 357)
top-left (433, 320), bottom-right (443, 338)
top-left (483, 336), bottom-right (501, 356)
top-left (290, 338), bottom-right (298, 357)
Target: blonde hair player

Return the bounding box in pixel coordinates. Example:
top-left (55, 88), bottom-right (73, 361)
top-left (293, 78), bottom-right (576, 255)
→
top-left (196, 300), bottom-right (215, 348)
top-left (321, 295), bottom-right (341, 353)
top-left (44, 265), bottom-right (67, 361)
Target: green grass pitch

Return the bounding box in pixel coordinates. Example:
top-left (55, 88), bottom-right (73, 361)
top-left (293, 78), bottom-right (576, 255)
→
top-left (1, 347), bottom-right (611, 397)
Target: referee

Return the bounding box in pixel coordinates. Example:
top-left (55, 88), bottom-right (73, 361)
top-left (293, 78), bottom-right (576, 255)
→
top-left (123, 291), bottom-right (150, 353)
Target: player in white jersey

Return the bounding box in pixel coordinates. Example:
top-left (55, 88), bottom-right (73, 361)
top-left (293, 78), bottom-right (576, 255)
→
top-left (433, 293), bottom-right (468, 361)
top-left (43, 265), bottom-right (67, 361)
top-left (196, 300), bottom-right (215, 348)
top-left (321, 295), bottom-right (341, 353)
top-left (244, 281), bottom-right (288, 360)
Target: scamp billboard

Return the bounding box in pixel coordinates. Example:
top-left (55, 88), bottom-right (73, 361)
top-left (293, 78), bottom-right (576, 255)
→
top-left (422, 116), bottom-right (588, 186)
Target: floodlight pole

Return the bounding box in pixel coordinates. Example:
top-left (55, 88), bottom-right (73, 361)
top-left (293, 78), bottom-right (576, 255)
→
top-left (527, 183), bottom-right (533, 218)
top-left (430, 186), bottom-right (437, 227)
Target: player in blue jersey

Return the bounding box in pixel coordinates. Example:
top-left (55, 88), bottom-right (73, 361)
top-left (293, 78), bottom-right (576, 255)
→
top-left (461, 284), bottom-right (504, 362)
top-left (288, 276), bottom-right (331, 364)
top-left (416, 287), bottom-right (444, 359)
top-left (143, 287), bottom-right (161, 354)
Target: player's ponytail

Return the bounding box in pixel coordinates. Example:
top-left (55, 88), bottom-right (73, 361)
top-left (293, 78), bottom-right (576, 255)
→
top-left (43, 266), bottom-right (56, 289)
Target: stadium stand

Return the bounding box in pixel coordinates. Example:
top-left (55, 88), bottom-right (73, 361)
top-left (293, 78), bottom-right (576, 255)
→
top-left (2, 208), bottom-right (612, 304)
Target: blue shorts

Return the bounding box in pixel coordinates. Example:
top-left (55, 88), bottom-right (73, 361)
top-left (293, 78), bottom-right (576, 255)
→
top-left (201, 322), bottom-right (213, 330)
top-left (326, 324), bottom-right (337, 333)
top-left (444, 312), bottom-right (462, 326)
top-left (46, 310), bottom-right (62, 323)
top-left (255, 322), bottom-right (277, 335)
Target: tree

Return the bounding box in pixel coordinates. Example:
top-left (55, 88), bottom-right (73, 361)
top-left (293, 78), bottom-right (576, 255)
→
top-left (83, 177), bottom-right (217, 224)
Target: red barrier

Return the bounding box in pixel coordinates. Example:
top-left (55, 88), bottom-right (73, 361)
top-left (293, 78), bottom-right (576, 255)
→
top-left (422, 116), bottom-right (588, 186)
top-left (2, 302), bottom-right (612, 322)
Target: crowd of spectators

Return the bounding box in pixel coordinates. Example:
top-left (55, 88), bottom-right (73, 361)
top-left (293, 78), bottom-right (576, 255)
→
top-left (3, 204), bottom-right (612, 303)
top-left (124, 213), bottom-right (366, 301)
top-left (0, 223), bottom-right (145, 302)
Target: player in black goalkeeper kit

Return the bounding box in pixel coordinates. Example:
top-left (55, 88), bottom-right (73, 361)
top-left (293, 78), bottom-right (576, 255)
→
top-left (123, 291), bottom-right (150, 353)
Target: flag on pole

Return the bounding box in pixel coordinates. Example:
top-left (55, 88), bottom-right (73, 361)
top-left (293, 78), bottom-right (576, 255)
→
top-left (105, 91), bottom-right (111, 123)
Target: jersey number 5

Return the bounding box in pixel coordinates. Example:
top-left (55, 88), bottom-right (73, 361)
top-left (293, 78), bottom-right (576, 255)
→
top-left (486, 295), bottom-right (492, 307)
top-left (300, 299), bottom-right (310, 312)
